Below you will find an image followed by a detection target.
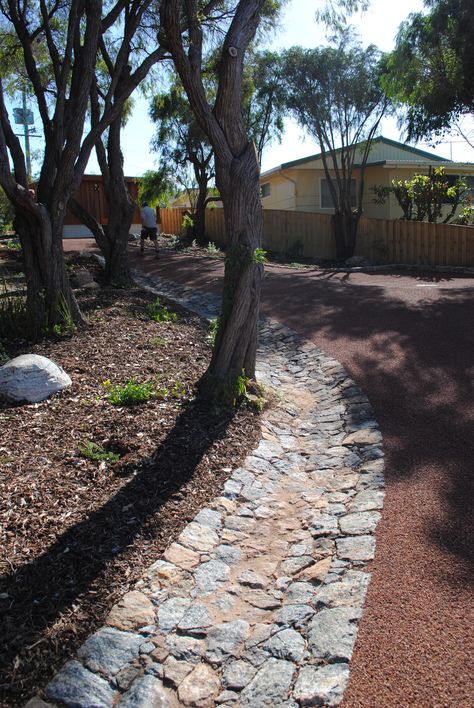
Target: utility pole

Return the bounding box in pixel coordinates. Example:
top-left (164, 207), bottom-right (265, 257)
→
top-left (13, 90), bottom-right (36, 180)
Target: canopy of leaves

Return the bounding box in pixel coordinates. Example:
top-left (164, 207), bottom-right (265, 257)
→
top-left (282, 35), bottom-right (387, 151)
top-left (382, 0), bottom-right (474, 141)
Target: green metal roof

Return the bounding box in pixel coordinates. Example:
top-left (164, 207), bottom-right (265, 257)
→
top-left (280, 136), bottom-right (449, 170)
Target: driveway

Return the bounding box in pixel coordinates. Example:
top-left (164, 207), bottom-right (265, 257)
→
top-left (68, 240), bottom-right (474, 705)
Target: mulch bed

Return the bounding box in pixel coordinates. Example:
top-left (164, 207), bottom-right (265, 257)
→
top-left (0, 250), bottom-right (261, 706)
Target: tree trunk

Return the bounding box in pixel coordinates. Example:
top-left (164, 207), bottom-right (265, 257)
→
top-left (333, 210), bottom-right (361, 261)
top-left (201, 141), bottom-right (263, 391)
top-left (193, 176), bottom-right (208, 243)
top-left (15, 203), bottom-right (83, 332)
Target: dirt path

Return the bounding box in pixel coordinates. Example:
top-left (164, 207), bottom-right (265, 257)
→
top-left (68, 241), bottom-right (474, 705)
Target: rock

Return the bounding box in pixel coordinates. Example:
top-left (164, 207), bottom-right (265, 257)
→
top-left (293, 663), bottom-right (349, 706)
top-left (349, 490), bottom-right (385, 512)
top-left (297, 557), bottom-right (332, 584)
top-left (215, 544), bottom-right (243, 565)
top-left (165, 635), bottom-right (206, 663)
top-left (70, 269), bottom-right (94, 287)
top-left (0, 354), bottom-right (72, 403)
top-left (262, 628), bottom-right (306, 662)
top-left (177, 664), bottom-right (221, 707)
top-left (45, 660), bottom-right (115, 706)
top-left (206, 620), bottom-right (250, 663)
top-left (194, 560), bottom-right (230, 594)
top-left (178, 522), bottom-right (219, 552)
top-left (106, 590), bottom-right (155, 631)
top-left (237, 569), bottom-right (268, 589)
top-left (164, 543), bottom-right (201, 570)
top-left (162, 656), bottom-right (192, 687)
top-left (342, 429), bottom-right (382, 446)
top-left (177, 604), bottom-right (213, 636)
top-left (275, 603), bottom-right (314, 628)
top-left (222, 660), bottom-right (256, 690)
top-left (339, 511), bottom-right (381, 536)
top-left (315, 570), bottom-right (370, 608)
top-left (216, 689), bottom-right (240, 703)
top-left (117, 674), bottom-right (179, 707)
top-left (239, 658), bottom-right (295, 706)
top-left (147, 560), bottom-right (184, 589)
top-left (280, 555), bottom-right (314, 576)
top-left (77, 627), bottom-right (141, 677)
top-left (24, 699), bottom-right (54, 708)
top-left (336, 535), bottom-right (376, 561)
top-left (246, 590), bottom-right (281, 610)
top-left (158, 597), bottom-right (191, 632)
top-left (309, 513), bottom-right (339, 537)
top-left (193, 508), bottom-right (222, 529)
top-left (308, 607), bottom-right (362, 662)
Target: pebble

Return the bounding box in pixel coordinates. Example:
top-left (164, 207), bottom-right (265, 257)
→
top-left (37, 275), bottom-right (385, 708)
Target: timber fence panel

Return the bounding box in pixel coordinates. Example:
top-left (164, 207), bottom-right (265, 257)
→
top-left (159, 208), bottom-right (474, 267)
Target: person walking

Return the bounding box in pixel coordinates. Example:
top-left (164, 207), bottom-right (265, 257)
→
top-left (140, 201), bottom-right (159, 255)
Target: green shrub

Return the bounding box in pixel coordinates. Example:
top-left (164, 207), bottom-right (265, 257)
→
top-left (206, 318), bottom-right (220, 347)
top-left (79, 440), bottom-right (121, 463)
top-left (205, 241), bottom-right (223, 258)
top-left (146, 298), bottom-right (178, 323)
top-left (102, 378), bottom-right (157, 406)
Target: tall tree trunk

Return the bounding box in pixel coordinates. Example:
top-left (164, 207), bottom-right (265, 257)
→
top-left (333, 209), bottom-right (361, 260)
top-left (203, 141), bottom-right (263, 387)
top-left (193, 175), bottom-right (208, 243)
top-left (15, 199), bottom-right (83, 331)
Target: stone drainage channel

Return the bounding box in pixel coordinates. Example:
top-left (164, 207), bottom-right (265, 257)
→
top-left (33, 270), bottom-right (385, 708)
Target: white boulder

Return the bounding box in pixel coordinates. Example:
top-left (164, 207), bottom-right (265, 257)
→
top-left (0, 354), bottom-right (72, 403)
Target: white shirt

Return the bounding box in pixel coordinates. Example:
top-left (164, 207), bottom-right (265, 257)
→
top-left (141, 206), bottom-right (157, 228)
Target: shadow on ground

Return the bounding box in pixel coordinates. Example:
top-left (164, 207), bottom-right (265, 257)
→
top-left (0, 400), bottom-right (236, 705)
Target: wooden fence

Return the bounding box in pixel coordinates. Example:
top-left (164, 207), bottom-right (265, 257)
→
top-left (160, 207), bottom-right (474, 267)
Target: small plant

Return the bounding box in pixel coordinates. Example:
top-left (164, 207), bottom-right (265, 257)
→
top-left (205, 241), bottom-right (223, 258)
top-left (102, 378), bottom-right (156, 406)
top-left (51, 294), bottom-right (76, 336)
top-left (206, 318), bottom-right (220, 347)
top-left (149, 336), bottom-right (168, 347)
top-left (252, 248), bottom-right (268, 264)
top-left (171, 380), bottom-right (187, 398)
top-left (79, 440), bottom-right (121, 463)
top-left (210, 369), bottom-right (250, 407)
top-left (5, 238), bottom-right (21, 251)
top-left (146, 298), bottom-right (178, 323)
top-left (191, 239), bottom-right (198, 248)
top-left (182, 213), bottom-right (194, 231)
top-left (0, 340), bottom-right (10, 365)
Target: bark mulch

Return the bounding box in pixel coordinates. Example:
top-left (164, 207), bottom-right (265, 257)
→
top-left (0, 250), bottom-right (261, 707)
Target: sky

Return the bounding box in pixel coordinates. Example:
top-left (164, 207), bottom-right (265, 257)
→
top-left (13, 0), bottom-right (474, 177)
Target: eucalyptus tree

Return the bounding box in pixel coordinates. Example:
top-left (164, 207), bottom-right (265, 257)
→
top-left (160, 0), bottom-right (277, 397)
top-left (150, 78), bottom-right (215, 243)
top-left (0, 0), bottom-right (167, 329)
top-left (282, 32), bottom-right (390, 260)
top-left (382, 0), bottom-right (474, 145)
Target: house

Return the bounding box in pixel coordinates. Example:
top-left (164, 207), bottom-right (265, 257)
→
top-left (259, 136), bottom-right (474, 220)
top-left (63, 175), bottom-right (141, 238)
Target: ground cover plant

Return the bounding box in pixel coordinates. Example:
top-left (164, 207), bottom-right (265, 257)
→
top-left (0, 247), bottom-right (261, 706)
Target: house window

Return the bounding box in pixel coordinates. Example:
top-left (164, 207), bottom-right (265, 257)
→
top-left (321, 178), bottom-right (356, 209)
top-left (261, 182), bottom-right (271, 198)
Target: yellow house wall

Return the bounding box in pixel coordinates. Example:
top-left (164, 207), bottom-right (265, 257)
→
top-left (260, 173), bottom-right (296, 210)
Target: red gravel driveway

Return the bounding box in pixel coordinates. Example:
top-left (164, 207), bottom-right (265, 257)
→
top-left (68, 241), bottom-right (474, 706)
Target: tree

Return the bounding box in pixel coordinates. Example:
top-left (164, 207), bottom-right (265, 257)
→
top-left (382, 0), bottom-right (474, 143)
top-left (160, 0), bottom-right (273, 397)
top-left (150, 78), bottom-right (215, 243)
top-left (373, 167), bottom-right (467, 223)
top-left (149, 50), bottom-right (285, 244)
top-left (282, 32), bottom-right (390, 260)
top-left (0, 0), bottom-right (167, 329)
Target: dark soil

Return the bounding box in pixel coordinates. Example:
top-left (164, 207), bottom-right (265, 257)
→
top-left (0, 248), bottom-right (261, 706)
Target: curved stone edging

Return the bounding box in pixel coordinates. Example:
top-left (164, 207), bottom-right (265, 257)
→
top-left (38, 271), bottom-right (385, 708)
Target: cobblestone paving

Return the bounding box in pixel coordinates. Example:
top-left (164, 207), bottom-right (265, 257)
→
top-left (35, 270), bottom-right (385, 707)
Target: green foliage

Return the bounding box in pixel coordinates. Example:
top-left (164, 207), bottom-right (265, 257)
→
top-left (138, 170), bottom-right (175, 208)
top-left (0, 340), bottom-right (10, 365)
top-left (102, 378), bottom-right (159, 406)
top-left (149, 336), bottom-right (168, 347)
top-left (372, 167), bottom-right (467, 223)
top-left (208, 369), bottom-right (251, 408)
top-left (205, 241), bottom-right (222, 258)
top-left (5, 239), bottom-right (21, 251)
top-left (79, 440), bottom-right (121, 463)
top-left (52, 294), bottom-right (76, 336)
top-left (0, 187), bottom-right (15, 234)
top-left (206, 318), bottom-right (220, 347)
top-left (146, 298), bottom-right (178, 323)
top-left (252, 248), bottom-right (268, 264)
top-left (382, 0), bottom-right (474, 142)
top-left (182, 213), bottom-right (194, 231)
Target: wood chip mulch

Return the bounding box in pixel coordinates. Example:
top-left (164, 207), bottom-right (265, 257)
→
top-left (0, 252), bottom-right (261, 707)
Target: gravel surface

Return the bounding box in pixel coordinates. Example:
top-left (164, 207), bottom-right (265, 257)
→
top-left (125, 243), bottom-right (474, 706)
